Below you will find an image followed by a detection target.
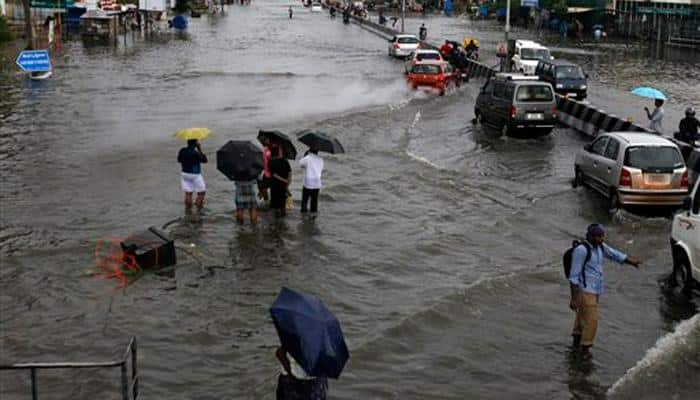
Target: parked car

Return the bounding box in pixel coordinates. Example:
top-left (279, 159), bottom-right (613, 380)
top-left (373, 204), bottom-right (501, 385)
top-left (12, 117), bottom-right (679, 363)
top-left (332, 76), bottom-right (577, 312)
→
top-left (535, 59), bottom-right (588, 100)
top-left (406, 61), bottom-right (460, 96)
top-left (474, 73), bottom-right (557, 136)
top-left (388, 34), bottom-right (420, 58)
top-left (311, 2), bottom-right (322, 12)
top-left (573, 132), bottom-right (689, 211)
top-left (670, 178), bottom-right (700, 295)
top-left (509, 39), bottom-right (552, 75)
top-left (404, 49), bottom-right (444, 73)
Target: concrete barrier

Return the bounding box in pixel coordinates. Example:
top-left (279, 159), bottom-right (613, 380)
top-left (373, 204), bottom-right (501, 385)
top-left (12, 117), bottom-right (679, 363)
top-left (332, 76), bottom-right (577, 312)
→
top-left (338, 10), bottom-right (651, 137)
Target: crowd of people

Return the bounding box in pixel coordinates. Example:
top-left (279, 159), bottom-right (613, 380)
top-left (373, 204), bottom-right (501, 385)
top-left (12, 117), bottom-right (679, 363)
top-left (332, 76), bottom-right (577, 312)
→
top-left (176, 137), bottom-right (325, 225)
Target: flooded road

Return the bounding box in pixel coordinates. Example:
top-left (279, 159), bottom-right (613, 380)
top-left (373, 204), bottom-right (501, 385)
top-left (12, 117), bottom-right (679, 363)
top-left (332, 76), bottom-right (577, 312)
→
top-left (1, 3), bottom-right (699, 399)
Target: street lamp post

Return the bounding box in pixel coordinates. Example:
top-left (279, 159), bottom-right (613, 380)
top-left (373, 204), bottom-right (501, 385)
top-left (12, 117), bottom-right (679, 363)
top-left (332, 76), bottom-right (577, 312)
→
top-left (401, 0), bottom-right (405, 33)
top-left (505, 0), bottom-right (511, 71)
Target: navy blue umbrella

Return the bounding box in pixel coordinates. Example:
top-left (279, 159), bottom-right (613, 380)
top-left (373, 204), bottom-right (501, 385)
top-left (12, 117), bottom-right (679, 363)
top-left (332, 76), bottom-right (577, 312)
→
top-left (270, 287), bottom-right (349, 379)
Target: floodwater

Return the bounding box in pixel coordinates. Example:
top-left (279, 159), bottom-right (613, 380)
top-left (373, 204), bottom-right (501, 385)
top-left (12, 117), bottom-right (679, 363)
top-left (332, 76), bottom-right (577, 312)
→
top-left (1, 3), bottom-right (699, 399)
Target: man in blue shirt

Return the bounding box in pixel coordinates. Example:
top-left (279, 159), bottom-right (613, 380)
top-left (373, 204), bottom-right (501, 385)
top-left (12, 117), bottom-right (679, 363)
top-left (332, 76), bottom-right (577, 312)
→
top-left (569, 224), bottom-right (641, 359)
top-left (177, 139), bottom-right (208, 210)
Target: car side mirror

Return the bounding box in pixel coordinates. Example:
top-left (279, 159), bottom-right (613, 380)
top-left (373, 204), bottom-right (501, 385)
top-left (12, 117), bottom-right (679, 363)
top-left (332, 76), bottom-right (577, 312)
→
top-left (683, 196), bottom-right (692, 211)
top-left (584, 144), bottom-right (592, 152)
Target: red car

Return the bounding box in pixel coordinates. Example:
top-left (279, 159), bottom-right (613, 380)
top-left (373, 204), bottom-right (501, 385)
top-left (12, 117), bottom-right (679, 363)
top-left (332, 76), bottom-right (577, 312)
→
top-left (406, 61), bottom-right (460, 96)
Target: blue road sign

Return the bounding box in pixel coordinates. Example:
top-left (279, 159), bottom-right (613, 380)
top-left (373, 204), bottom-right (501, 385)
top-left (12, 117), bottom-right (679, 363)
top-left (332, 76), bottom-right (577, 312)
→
top-left (16, 50), bottom-right (52, 72)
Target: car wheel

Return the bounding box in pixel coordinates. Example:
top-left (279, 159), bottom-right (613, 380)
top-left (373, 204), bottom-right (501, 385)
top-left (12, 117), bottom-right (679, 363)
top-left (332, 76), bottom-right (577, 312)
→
top-left (672, 253), bottom-right (693, 295)
top-left (609, 190), bottom-right (622, 213)
top-left (572, 167), bottom-right (584, 188)
top-left (439, 89), bottom-right (445, 96)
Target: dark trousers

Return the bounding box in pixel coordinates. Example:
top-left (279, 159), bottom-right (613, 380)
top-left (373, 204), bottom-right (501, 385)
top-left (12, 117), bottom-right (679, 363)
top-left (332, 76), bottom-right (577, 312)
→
top-left (301, 187), bottom-right (319, 213)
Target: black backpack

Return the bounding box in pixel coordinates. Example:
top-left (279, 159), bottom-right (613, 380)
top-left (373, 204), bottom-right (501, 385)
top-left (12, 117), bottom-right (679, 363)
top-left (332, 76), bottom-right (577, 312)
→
top-left (563, 240), bottom-right (592, 287)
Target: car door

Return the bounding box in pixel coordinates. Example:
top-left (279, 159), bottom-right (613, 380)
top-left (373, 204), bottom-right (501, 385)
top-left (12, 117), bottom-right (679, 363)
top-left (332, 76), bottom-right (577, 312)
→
top-left (477, 80), bottom-right (495, 123)
top-left (601, 137), bottom-right (622, 192)
top-left (584, 136), bottom-right (611, 193)
top-left (490, 83), bottom-right (508, 128)
top-left (579, 136), bottom-right (609, 189)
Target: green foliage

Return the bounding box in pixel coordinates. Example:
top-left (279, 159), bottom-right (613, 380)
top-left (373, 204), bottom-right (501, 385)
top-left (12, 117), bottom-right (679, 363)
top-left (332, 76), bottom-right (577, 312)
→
top-left (0, 15), bottom-right (13, 44)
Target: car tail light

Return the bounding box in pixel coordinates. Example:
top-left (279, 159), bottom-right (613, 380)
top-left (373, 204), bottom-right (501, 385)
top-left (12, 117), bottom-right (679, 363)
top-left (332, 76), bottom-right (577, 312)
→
top-left (681, 170), bottom-right (689, 188)
top-left (394, 43), bottom-right (400, 49)
top-left (619, 168), bottom-right (632, 187)
top-left (510, 106), bottom-right (517, 119)
top-left (417, 43), bottom-right (422, 49)
top-left (551, 106), bottom-right (557, 118)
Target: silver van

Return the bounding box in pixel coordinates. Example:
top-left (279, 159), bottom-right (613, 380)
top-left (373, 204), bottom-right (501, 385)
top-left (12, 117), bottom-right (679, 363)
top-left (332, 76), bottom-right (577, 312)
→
top-left (474, 74), bottom-right (557, 136)
top-left (573, 132), bottom-right (689, 210)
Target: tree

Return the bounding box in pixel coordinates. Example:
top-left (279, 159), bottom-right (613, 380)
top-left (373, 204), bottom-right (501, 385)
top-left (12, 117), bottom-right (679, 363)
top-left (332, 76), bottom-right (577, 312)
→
top-left (21, 0), bottom-right (34, 49)
top-left (0, 15), bottom-right (13, 44)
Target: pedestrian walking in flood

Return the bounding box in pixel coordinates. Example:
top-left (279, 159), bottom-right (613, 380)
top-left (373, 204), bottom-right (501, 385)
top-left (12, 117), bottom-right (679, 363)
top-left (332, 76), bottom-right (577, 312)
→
top-left (645, 98), bottom-right (665, 133)
top-left (299, 147), bottom-right (324, 216)
top-left (269, 153), bottom-right (292, 217)
top-left (275, 346), bottom-right (328, 400)
top-left (289, 6), bottom-right (293, 19)
top-left (177, 139), bottom-right (208, 210)
top-left (419, 23), bottom-right (427, 41)
top-left (235, 180), bottom-right (258, 224)
top-left (566, 224), bottom-right (641, 360)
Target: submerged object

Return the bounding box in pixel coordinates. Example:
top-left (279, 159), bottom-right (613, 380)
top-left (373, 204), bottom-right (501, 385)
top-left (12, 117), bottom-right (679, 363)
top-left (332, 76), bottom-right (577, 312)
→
top-left (120, 227), bottom-right (176, 269)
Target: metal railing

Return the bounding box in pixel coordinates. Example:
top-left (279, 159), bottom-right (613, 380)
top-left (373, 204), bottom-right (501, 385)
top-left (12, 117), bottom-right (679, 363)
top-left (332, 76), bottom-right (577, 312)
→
top-left (0, 337), bottom-right (138, 400)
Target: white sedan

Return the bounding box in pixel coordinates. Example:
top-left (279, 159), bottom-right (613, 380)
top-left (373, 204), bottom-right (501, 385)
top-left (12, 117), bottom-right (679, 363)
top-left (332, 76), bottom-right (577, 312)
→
top-left (388, 34), bottom-right (420, 58)
top-left (311, 2), bottom-right (322, 12)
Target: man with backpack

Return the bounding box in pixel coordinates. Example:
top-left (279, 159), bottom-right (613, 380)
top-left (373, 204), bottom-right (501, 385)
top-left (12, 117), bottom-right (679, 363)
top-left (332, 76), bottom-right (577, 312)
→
top-left (565, 224), bottom-right (641, 360)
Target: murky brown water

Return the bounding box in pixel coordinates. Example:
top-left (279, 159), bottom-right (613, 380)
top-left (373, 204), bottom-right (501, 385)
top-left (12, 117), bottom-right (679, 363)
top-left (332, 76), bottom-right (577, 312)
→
top-left (1, 4), bottom-right (699, 399)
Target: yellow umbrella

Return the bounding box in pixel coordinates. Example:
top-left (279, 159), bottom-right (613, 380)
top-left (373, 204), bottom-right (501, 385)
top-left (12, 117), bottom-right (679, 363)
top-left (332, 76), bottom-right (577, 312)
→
top-left (174, 127), bottom-right (212, 141)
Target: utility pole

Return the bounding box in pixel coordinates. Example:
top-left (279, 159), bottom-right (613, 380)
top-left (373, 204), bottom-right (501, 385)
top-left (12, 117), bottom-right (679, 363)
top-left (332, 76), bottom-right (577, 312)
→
top-left (401, 0), bottom-right (405, 33)
top-left (505, 0), bottom-right (510, 72)
top-left (21, 0), bottom-right (33, 49)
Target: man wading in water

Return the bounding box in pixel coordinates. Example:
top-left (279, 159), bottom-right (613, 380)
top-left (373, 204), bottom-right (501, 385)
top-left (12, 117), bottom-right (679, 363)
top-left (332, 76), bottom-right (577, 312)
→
top-left (568, 224), bottom-right (641, 360)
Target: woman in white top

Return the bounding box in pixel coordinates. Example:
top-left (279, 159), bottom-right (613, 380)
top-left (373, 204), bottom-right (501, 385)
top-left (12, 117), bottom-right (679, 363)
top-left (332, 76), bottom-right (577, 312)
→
top-left (299, 148), bottom-right (324, 215)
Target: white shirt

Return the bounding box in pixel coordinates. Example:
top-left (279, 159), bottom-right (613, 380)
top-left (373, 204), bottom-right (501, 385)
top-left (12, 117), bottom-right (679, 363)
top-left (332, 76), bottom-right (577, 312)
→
top-left (280, 353), bottom-right (313, 380)
top-left (649, 106), bottom-right (664, 133)
top-left (299, 153), bottom-right (324, 189)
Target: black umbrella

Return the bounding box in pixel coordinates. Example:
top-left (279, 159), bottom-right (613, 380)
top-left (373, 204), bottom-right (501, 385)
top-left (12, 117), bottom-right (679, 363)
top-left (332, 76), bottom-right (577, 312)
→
top-left (296, 130), bottom-right (345, 154)
top-left (216, 140), bottom-right (264, 181)
top-left (257, 130), bottom-right (297, 160)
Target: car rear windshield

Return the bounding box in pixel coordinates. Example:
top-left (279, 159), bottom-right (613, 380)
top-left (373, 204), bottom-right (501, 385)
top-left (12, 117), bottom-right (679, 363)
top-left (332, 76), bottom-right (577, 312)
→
top-left (624, 146), bottom-right (684, 170)
top-left (412, 64), bottom-right (441, 74)
top-left (417, 53), bottom-right (441, 61)
top-left (521, 48), bottom-right (550, 61)
top-left (398, 37), bottom-right (419, 44)
top-left (555, 66), bottom-right (585, 79)
top-left (515, 85), bottom-right (553, 102)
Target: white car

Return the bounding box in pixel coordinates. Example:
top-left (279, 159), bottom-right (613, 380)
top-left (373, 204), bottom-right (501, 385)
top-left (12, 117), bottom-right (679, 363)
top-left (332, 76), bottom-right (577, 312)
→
top-left (671, 178), bottom-right (700, 294)
top-left (388, 34), bottom-right (420, 58)
top-left (404, 49), bottom-right (443, 73)
top-left (311, 2), bottom-right (322, 12)
top-left (511, 40), bottom-right (552, 75)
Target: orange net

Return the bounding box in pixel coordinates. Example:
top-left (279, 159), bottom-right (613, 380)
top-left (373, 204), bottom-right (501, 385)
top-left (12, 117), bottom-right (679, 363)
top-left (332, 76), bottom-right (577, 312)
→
top-left (94, 237), bottom-right (142, 287)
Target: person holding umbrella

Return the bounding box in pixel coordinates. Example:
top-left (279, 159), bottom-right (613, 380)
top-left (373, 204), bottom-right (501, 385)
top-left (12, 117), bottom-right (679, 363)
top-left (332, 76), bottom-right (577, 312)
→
top-left (216, 140), bottom-right (265, 225)
top-left (296, 130), bottom-right (344, 216)
top-left (270, 287), bottom-right (349, 400)
top-left (275, 346), bottom-right (328, 400)
top-left (269, 153), bottom-right (292, 217)
top-left (645, 98), bottom-right (665, 134)
top-left (299, 146), bottom-right (324, 216)
top-left (175, 128), bottom-right (211, 210)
